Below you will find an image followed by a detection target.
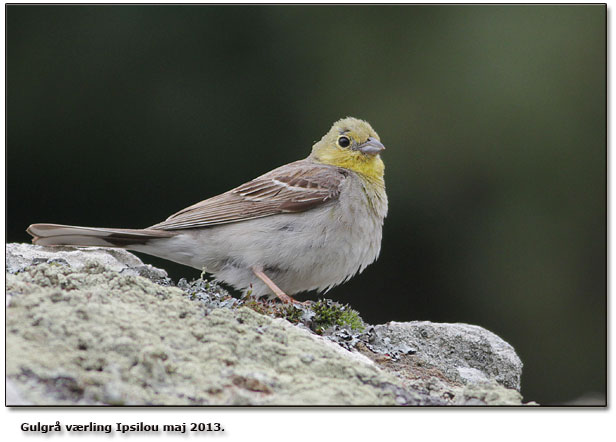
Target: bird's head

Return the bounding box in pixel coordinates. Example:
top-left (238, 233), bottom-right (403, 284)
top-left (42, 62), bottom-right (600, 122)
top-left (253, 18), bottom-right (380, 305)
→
top-left (309, 117), bottom-right (385, 183)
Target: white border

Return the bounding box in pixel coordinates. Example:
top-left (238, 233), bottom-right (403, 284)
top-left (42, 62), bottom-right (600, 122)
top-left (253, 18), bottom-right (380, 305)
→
top-left (1, 2), bottom-right (612, 441)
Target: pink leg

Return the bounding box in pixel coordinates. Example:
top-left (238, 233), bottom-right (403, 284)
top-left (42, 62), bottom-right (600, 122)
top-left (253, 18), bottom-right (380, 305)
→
top-left (251, 267), bottom-right (300, 304)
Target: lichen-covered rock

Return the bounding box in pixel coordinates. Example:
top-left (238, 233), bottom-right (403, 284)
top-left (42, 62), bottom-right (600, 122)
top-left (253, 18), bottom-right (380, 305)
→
top-left (6, 243), bottom-right (169, 283)
top-left (6, 244), bottom-right (528, 405)
top-left (5, 254), bottom-right (430, 405)
top-left (364, 321), bottom-right (523, 391)
top-left (455, 381), bottom-right (524, 406)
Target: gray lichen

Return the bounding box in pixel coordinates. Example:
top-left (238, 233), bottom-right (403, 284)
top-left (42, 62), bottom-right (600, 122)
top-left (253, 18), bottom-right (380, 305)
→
top-left (6, 244), bottom-right (529, 406)
top-left (6, 261), bottom-right (407, 405)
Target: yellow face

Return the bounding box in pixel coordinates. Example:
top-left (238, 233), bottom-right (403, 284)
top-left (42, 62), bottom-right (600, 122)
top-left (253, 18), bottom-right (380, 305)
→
top-left (310, 117), bottom-right (386, 183)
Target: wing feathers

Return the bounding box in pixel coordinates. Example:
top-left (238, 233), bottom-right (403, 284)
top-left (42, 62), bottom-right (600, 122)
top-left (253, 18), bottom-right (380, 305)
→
top-left (150, 161), bottom-right (347, 231)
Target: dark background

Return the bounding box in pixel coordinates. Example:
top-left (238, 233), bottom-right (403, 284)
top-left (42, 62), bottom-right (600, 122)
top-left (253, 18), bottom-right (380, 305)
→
top-left (6, 5), bottom-right (606, 405)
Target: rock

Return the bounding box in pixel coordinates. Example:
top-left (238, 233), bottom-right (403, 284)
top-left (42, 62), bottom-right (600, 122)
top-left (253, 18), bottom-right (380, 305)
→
top-left (6, 243), bottom-right (169, 283)
top-left (455, 381), bottom-right (524, 406)
top-left (364, 321), bottom-right (523, 391)
top-left (5, 379), bottom-right (29, 405)
top-left (5, 244), bottom-right (528, 405)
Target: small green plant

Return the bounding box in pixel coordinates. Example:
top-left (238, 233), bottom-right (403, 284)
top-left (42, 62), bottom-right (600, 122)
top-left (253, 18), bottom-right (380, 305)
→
top-left (241, 298), bottom-right (364, 334)
top-left (282, 305), bottom-right (304, 324)
top-left (311, 299), bottom-right (364, 334)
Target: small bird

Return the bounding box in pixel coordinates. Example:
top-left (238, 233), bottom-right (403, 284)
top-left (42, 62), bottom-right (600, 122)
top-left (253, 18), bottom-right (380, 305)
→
top-left (27, 117), bottom-right (388, 303)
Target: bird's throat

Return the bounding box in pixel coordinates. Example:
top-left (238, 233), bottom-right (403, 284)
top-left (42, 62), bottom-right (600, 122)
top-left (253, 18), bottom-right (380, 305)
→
top-left (314, 149), bottom-right (385, 185)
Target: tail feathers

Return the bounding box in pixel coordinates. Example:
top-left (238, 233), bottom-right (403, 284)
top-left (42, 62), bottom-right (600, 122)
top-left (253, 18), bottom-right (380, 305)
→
top-left (26, 223), bottom-right (174, 248)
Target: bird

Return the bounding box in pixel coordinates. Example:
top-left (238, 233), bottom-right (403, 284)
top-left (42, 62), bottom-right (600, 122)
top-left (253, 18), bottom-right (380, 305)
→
top-left (27, 117), bottom-right (388, 303)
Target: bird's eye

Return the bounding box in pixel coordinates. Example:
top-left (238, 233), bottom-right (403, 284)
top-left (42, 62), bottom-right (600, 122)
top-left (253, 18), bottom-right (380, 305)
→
top-left (338, 136), bottom-right (350, 148)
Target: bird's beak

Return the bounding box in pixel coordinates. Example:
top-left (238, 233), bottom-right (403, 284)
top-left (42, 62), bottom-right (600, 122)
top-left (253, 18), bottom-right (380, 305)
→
top-left (358, 137), bottom-right (386, 155)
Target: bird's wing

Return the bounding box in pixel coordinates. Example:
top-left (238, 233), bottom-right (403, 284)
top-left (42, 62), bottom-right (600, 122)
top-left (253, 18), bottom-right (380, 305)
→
top-left (149, 161), bottom-right (348, 230)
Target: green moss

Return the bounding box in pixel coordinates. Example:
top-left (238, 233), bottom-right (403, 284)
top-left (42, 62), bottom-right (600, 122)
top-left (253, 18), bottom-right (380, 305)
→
top-left (240, 298), bottom-right (364, 334)
top-left (242, 299), bottom-right (270, 316)
top-left (282, 305), bottom-right (304, 324)
top-left (311, 299), bottom-right (364, 334)
top-left (241, 300), bottom-right (302, 324)
top-left (242, 299), bottom-right (284, 318)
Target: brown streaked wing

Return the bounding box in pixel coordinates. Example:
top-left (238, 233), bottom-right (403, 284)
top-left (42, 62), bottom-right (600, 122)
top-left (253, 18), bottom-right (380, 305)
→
top-left (149, 160), bottom-right (347, 231)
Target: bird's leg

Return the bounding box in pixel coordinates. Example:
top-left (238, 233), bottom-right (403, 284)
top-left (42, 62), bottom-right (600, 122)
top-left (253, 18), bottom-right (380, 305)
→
top-left (251, 267), bottom-right (300, 304)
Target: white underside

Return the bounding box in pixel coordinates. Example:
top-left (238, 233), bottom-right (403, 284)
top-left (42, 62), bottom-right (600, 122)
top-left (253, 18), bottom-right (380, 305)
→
top-left (132, 175), bottom-right (387, 298)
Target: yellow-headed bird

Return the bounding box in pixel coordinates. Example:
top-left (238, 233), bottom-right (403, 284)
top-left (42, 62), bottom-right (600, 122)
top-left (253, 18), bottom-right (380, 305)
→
top-left (27, 117), bottom-right (388, 303)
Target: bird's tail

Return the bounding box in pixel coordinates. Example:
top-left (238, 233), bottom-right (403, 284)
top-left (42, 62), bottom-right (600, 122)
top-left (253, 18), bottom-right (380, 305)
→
top-left (26, 223), bottom-right (175, 248)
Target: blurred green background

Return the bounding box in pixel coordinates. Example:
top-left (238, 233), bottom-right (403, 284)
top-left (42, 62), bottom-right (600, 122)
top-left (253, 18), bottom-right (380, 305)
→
top-left (6, 5), bottom-right (606, 405)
